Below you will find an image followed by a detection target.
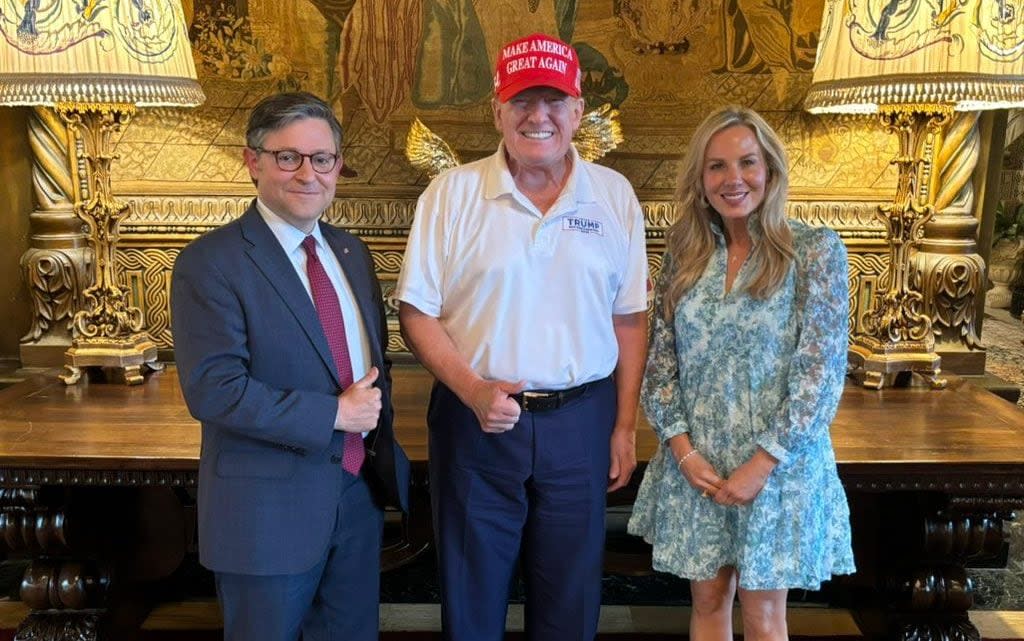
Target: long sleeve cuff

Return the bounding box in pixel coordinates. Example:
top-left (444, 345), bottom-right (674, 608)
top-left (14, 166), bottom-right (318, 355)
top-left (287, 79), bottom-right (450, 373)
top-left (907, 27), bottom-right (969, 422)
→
top-left (756, 435), bottom-right (790, 466)
top-left (657, 420), bottom-right (690, 444)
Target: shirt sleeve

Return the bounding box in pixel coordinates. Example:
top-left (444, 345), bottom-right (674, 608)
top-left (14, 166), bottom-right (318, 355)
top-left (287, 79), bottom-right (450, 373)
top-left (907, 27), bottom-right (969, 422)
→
top-left (395, 179), bottom-right (447, 318)
top-left (756, 228), bottom-right (849, 464)
top-left (613, 191), bottom-right (650, 315)
top-left (640, 252), bottom-right (690, 442)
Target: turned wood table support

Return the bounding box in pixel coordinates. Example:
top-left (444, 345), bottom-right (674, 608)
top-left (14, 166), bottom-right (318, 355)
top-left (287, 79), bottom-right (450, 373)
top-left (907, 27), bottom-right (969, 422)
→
top-left (1, 486), bottom-right (107, 640)
top-left (842, 470), bottom-right (1024, 641)
top-left (0, 473), bottom-right (191, 641)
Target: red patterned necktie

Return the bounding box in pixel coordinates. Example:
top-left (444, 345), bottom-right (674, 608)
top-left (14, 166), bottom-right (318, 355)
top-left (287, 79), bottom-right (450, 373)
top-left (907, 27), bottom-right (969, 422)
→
top-left (301, 235), bottom-right (365, 475)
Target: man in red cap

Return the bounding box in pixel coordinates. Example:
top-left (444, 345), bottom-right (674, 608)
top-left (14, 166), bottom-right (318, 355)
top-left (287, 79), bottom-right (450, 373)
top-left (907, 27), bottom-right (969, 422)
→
top-left (397, 33), bottom-right (649, 641)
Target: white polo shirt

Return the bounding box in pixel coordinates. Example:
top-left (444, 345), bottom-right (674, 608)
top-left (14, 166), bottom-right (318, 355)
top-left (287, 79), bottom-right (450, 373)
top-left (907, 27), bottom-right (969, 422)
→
top-left (396, 145), bottom-right (648, 390)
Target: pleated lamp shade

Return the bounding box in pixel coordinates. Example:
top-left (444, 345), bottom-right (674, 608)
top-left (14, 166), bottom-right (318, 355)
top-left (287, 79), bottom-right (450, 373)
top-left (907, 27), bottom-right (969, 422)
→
top-left (805, 0), bottom-right (1024, 113)
top-left (0, 0), bottom-right (203, 107)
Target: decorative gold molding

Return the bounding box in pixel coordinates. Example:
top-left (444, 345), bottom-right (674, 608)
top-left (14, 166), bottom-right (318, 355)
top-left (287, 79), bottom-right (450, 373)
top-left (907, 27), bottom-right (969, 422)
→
top-left (19, 109), bottom-right (92, 367)
top-left (28, 107), bottom-right (74, 209)
top-left (914, 111), bottom-right (986, 369)
top-left (20, 249), bottom-right (88, 343)
top-left (116, 249), bottom-right (178, 350)
top-left (49, 194), bottom-right (929, 359)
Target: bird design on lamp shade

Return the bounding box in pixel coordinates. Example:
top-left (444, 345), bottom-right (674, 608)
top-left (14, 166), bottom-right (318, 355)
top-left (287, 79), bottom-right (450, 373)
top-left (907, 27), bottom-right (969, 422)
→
top-left (0, 0), bottom-right (180, 60)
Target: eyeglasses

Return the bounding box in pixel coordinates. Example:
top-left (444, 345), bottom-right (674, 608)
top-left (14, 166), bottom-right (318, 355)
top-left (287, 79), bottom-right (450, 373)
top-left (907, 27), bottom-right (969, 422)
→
top-left (254, 147), bottom-right (340, 174)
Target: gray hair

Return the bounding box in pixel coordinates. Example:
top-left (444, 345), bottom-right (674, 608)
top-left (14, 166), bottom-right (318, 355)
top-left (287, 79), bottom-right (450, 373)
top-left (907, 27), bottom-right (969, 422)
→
top-left (245, 92), bottom-right (343, 152)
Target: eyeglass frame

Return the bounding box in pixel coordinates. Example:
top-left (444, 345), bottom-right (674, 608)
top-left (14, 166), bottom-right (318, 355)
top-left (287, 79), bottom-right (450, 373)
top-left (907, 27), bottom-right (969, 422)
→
top-left (252, 147), bottom-right (341, 174)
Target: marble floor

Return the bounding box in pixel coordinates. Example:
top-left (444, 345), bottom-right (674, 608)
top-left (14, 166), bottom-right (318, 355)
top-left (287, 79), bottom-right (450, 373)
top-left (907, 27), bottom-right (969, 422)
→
top-left (971, 309), bottom-right (1024, 610)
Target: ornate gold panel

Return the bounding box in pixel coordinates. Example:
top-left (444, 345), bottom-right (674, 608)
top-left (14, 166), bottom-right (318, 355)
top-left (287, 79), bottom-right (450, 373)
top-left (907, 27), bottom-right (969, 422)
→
top-left (104, 195), bottom-right (892, 355)
top-left (116, 249), bottom-right (180, 350)
top-left (13, 0), bottom-right (993, 371)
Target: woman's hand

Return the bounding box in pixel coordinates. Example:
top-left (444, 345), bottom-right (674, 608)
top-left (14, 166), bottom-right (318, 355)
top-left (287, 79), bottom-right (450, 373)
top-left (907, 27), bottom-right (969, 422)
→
top-left (712, 448), bottom-right (777, 506)
top-left (668, 435), bottom-right (723, 497)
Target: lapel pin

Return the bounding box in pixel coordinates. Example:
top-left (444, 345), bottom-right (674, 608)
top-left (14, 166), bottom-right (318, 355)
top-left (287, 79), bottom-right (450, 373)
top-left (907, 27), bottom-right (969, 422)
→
top-left (343, 248), bottom-right (350, 254)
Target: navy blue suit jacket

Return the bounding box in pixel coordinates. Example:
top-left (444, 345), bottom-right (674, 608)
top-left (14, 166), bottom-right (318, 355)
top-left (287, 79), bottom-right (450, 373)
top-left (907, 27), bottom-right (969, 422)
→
top-left (171, 203), bottom-right (410, 575)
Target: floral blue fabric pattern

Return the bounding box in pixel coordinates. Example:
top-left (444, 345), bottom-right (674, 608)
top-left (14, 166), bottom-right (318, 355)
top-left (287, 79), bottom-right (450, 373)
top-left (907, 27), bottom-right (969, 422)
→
top-left (627, 219), bottom-right (856, 590)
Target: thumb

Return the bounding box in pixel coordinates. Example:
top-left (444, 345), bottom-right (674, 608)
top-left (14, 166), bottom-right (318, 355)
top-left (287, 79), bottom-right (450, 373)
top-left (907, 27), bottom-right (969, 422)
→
top-left (497, 379), bottom-right (526, 395)
top-left (354, 366), bottom-right (379, 387)
top-left (608, 456), bottom-right (621, 480)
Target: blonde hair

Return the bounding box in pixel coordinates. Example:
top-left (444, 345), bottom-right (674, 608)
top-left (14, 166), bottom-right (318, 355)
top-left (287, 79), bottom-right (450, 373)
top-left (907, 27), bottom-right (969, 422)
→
top-left (662, 105), bottom-right (794, 320)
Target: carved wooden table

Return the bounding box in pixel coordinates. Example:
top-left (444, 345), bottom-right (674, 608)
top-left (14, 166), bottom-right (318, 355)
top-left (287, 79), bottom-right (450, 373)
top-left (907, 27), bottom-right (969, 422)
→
top-left (1, 367), bottom-right (1023, 640)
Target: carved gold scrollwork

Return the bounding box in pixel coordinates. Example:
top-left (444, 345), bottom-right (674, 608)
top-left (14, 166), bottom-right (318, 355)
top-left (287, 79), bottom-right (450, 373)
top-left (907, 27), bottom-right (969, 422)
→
top-left (116, 195), bottom-right (932, 359)
top-left (60, 105), bottom-right (146, 342)
top-left (20, 249), bottom-right (88, 343)
top-left (387, 333), bottom-right (408, 354)
top-left (848, 107), bottom-right (949, 388)
top-left (19, 108), bottom-right (91, 362)
top-left (915, 111), bottom-right (985, 358)
top-left (916, 254), bottom-right (985, 349)
top-left (372, 249), bottom-right (404, 324)
top-left (116, 248), bottom-right (179, 349)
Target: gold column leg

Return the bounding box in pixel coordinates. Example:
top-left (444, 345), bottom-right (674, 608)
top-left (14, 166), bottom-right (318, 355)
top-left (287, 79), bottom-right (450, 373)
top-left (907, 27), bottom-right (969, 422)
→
top-left (848, 106), bottom-right (950, 389)
top-left (19, 107), bottom-right (92, 368)
top-left (914, 112), bottom-right (987, 374)
top-left (56, 103), bottom-right (161, 385)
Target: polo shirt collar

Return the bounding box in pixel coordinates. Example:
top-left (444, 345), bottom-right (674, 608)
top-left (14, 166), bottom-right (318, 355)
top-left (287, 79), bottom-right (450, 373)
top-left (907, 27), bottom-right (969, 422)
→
top-left (483, 143), bottom-right (595, 205)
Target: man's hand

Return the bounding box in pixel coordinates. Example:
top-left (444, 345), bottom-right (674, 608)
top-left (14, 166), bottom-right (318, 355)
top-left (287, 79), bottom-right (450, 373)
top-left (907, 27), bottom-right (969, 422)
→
top-left (712, 449), bottom-right (777, 506)
top-left (607, 424), bottom-right (637, 492)
top-left (467, 379), bottom-right (524, 433)
top-left (335, 367), bottom-right (382, 433)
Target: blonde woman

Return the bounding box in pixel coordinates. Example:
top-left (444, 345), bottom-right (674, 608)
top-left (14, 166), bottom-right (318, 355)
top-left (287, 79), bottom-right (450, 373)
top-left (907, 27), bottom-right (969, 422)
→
top-left (628, 106), bottom-right (855, 641)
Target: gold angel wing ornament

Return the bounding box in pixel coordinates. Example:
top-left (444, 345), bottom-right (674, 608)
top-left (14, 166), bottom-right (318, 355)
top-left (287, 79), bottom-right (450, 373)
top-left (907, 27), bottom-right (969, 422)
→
top-left (574, 103), bottom-right (624, 162)
top-left (405, 118), bottom-right (462, 180)
top-left (405, 105), bottom-right (624, 179)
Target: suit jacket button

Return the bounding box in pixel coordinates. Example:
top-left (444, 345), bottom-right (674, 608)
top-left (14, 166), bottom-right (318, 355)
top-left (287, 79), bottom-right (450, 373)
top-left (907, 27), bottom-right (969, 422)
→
top-left (330, 454), bottom-right (342, 464)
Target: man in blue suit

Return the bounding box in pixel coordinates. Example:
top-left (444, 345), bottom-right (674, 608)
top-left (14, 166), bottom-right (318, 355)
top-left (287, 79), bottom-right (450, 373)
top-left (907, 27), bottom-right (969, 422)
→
top-left (171, 91), bottom-right (409, 641)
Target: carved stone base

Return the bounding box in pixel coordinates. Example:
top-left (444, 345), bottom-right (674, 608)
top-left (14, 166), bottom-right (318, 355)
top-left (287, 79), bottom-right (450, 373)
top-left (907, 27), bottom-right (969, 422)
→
top-left (849, 337), bottom-right (947, 389)
top-left (14, 610), bottom-right (101, 641)
top-left (60, 333), bottom-right (162, 386)
top-left (896, 616), bottom-right (980, 641)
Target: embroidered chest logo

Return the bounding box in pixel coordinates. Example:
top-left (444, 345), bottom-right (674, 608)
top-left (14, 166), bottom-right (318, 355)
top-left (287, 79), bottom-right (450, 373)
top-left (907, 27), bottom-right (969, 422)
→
top-left (562, 217), bottom-right (604, 236)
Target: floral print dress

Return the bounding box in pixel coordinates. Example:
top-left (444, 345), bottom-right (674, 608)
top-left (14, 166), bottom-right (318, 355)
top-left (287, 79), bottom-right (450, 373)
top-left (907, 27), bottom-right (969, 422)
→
top-left (627, 219), bottom-right (856, 590)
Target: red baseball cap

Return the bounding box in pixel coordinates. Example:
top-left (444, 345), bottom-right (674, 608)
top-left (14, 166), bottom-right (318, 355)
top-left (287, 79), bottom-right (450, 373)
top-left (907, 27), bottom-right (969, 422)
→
top-left (493, 33), bottom-right (582, 103)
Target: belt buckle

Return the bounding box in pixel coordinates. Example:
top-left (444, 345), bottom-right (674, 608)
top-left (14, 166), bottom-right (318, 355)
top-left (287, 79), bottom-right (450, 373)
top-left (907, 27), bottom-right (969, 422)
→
top-left (521, 391), bottom-right (557, 412)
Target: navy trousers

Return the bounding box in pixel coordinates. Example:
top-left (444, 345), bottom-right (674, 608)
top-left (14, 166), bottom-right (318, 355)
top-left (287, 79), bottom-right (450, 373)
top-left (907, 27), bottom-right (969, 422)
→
top-left (428, 377), bottom-right (616, 641)
top-left (214, 472), bottom-right (383, 641)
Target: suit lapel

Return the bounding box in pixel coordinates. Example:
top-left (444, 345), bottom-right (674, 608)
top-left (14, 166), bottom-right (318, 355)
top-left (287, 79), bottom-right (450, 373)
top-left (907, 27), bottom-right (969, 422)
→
top-left (239, 206), bottom-right (341, 387)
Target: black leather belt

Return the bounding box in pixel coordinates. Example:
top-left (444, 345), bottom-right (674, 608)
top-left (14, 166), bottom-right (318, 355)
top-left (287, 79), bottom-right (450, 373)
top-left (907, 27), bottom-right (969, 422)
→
top-left (511, 377), bottom-right (606, 413)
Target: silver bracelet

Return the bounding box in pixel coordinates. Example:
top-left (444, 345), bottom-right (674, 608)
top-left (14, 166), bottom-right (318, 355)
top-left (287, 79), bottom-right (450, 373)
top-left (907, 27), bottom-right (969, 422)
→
top-left (677, 449), bottom-right (698, 467)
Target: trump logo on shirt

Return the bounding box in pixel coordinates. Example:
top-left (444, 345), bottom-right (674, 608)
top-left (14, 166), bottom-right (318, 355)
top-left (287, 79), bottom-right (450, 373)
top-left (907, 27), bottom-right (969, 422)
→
top-left (563, 217), bottom-right (604, 236)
